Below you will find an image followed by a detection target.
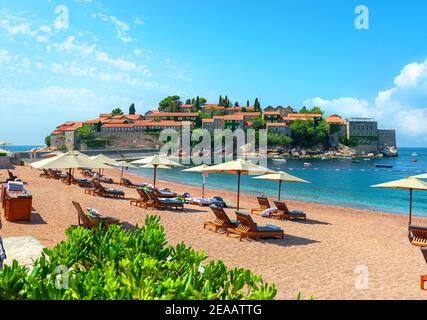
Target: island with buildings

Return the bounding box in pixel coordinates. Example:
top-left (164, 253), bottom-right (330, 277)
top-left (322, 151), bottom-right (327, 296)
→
top-left (47, 96), bottom-right (397, 158)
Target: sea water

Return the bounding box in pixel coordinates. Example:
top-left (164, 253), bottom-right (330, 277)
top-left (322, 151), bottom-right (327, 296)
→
top-left (131, 147), bottom-right (427, 217)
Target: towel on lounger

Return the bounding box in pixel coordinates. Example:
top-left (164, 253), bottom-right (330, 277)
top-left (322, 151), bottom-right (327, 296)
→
top-left (260, 208), bottom-right (278, 217)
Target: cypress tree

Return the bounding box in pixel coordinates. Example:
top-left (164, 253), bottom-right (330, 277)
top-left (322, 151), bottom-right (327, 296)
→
top-left (129, 103), bottom-right (136, 115)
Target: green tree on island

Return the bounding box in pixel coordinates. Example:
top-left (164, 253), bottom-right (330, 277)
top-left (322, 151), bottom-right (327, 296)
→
top-left (251, 116), bottom-right (266, 130)
top-left (299, 106), bottom-right (323, 114)
top-left (254, 98), bottom-right (261, 111)
top-left (112, 108), bottom-right (124, 116)
top-left (158, 95), bottom-right (182, 112)
top-left (289, 119), bottom-right (329, 148)
top-left (129, 103), bottom-right (136, 115)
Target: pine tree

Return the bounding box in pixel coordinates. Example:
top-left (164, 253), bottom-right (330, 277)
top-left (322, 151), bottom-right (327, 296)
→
top-left (234, 101), bottom-right (239, 107)
top-left (247, 100), bottom-right (250, 107)
top-left (219, 95), bottom-right (223, 106)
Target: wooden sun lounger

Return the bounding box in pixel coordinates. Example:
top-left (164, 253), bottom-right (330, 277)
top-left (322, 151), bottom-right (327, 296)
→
top-left (39, 169), bottom-right (51, 178)
top-left (409, 225), bottom-right (427, 247)
top-left (272, 201), bottom-right (307, 221)
top-left (226, 211), bottom-right (284, 241)
top-left (122, 178), bottom-right (145, 189)
top-left (92, 181), bottom-right (125, 199)
top-left (409, 225), bottom-right (427, 290)
top-left (93, 174), bottom-right (114, 184)
top-left (72, 201), bottom-right (120, 229)
top-left (250, 196), bottom-right (271, 215)
top-left (145, 190), bottom-right (184, 211)
top-left (130, 189), bottom-right (155, 208)
top-left (6, 170), bottom-right (18, 182)
top-left (65, 174), bottom-right (92, 188)
top-left (204, 206), bottom-right (239, 233)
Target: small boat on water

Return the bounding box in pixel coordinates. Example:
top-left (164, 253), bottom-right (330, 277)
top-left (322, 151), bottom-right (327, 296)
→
top-left (272, 158), bottom-right (287, 163)
top-left (375, 164), bottom-right (393, 168)
top-left (304, 162), bottom-right (312, 167)
top-left (411, 159), bottom-right (418, 163)
top-left (352, 160), bottom-right (361, 164)
top-left (321, 157), bottom-right (328, 160)
top-left (412, 152), bottom-right (418, 157)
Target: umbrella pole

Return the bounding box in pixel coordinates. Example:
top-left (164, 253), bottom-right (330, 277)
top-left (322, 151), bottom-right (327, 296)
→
top-left (237, 172), bottom-right (241, 211)
top-left (409, 189), bottom-right (413, 225)
top-left (120, 167), bottom-right (124, 184)
top-left (68, 168), bottom-right (72, 185)
top-left (153, 165), bottom-right (158, 187)
top-left (202, 174), bottom-right (205, 198)
top-left (278, 180), bottom-right (282, 201)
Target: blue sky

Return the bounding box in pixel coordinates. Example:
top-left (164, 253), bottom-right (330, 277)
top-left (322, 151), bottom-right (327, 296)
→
top-left (1, 0), bottom-right (427, 146)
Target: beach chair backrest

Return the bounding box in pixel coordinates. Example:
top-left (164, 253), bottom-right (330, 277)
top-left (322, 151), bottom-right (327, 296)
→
top-left (273, 201), bottom-right (290, 214)
top-left (137, 189), bottom-right (150, 202)
top-left (145, 190), bottom-right (160, 203)
top-left (210, 206), bottom-right (233, 225)
top-left (8, 171), bottom-right (14, 179)
top-left (92, 180), bottom-right (105, 193)
top-left (409, 225), bottom-right (427, 247)
top-left (257, 197), bottom-right (270, 210)
top-left (72, 201), bottom-right (92, 227)
top-left (235, 211), bottom-right (258, 232)
top-left (122, 178), bottom-right (130, 186)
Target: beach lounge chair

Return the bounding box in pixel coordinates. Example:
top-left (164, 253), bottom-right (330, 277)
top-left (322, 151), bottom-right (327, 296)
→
top-left (6, 170), bottom-right (17, 182)
top-left (409, 225), bottom-right (427, 290)
top-left (72, 201), bottom-right (120, 229)
top-left (250, 197), bottom-right (272, 215)
top-left (409, 225), bottom-right (427, 247)
top-left (226, 211), bottom-right (284, 241)
top-left (39, 169), bottom-right (51, 178)
top-left (66, 174), bottom-right (92, 188)
top-left (122, 178), bottom-right (145, 189)
top-left (130, 189), bottom-right (154, 208)
top-left (92, 181), bottom-right (125, 199)
top-left (145, 190), bottom-right (184, 211)
top-left (156, 188), bottom-right (177, 198)
top-left (49, 169), bottom-right (67, 180)
top-left (93, 173), bottom-right (114, 184)
top-left (273, 201), bottom-right (307, 221)
top-left (204, 206), bottom-right (239, 233)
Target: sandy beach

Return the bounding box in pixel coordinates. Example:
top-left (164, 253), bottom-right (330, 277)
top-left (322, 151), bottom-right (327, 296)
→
top-left (1, 165), bottom-right (427, 300)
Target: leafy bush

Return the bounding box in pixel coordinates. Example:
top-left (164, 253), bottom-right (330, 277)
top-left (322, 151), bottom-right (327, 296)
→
top-left (267, 132), bottom-right (293, 146)
top-left (0, 216), bottom-right (277, 300)
top-left (0, 153), bottom-right (7, 157)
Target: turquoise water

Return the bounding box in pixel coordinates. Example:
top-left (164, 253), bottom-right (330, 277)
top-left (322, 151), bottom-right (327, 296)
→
top-left (130, 148), bottom-right (427, 217)
top-left (2, 145), bottom-right (42, 152)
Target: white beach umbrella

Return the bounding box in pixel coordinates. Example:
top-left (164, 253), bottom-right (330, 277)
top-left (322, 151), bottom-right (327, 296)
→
top-left (131, 155), bottom-right (182, 187)
top-left (372, 177), bottom-right (427, 225)
top-left (108, 160), bottom-right (137, 182)
top-left (30, 151), bottom-right (112, 185)
top-left (202, 159), bottom-right (275, 210)
top-left (42, 151), bottom-right (64, 159)
top-left (0, 148), bottom-right (12, 156)
top-left (253, 171), bottom-right (310, 200)
top-left (183, 164), bottom-right (210, 198)
top-left (412, 173), bottom-right (427, 180)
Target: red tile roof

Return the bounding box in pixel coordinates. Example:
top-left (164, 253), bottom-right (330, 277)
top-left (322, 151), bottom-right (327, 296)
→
top-left (264, 111), bottom-right (281, 115)
top-left (267, 123), bottom-right (288, 127)
top-left (101, 124), bottom-right (134, 128)
top-left (202, 118), bottom-right (214, 123)
top-left (147, 112), bottom-right (199, 117)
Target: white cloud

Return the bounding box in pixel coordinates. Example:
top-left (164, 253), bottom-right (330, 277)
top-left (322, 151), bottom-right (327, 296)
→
top-left (304, 58), bottom-right (427, 144)
top-left (95, 51), bottom-right (151, 76)
top-left (134, 17), bottom-right (144, 25)
top-left (97, 13), bottom-right (132, 43)
top-left (54, 36), bottom-right (96, 56)
top-left (303, 97), bottom-right (372, 118)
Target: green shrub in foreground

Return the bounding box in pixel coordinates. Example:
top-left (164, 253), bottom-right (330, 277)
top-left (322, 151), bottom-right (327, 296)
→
top-left (0, 215), bottom-right (277, 300)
